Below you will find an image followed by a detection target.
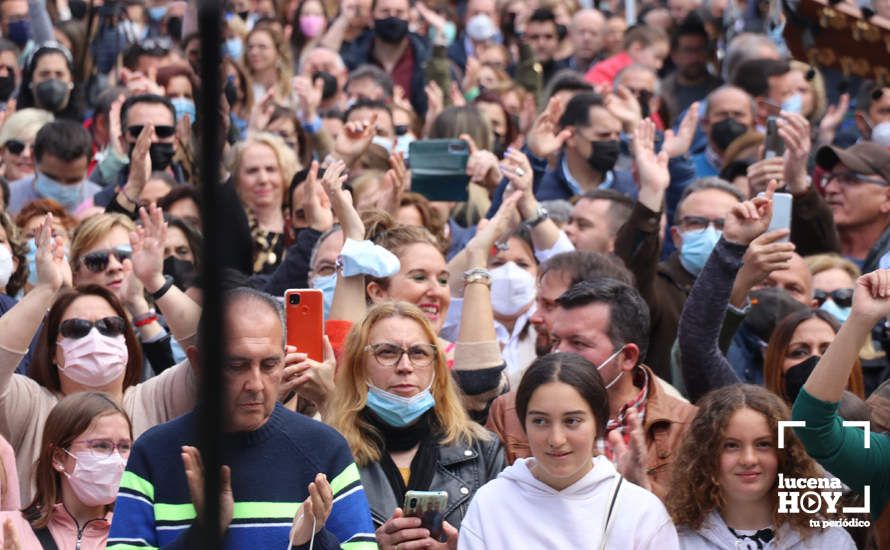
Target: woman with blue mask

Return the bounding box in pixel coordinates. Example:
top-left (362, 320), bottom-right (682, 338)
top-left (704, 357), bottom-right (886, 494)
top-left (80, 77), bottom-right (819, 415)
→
top-left (13, 198), bottom-right (74, 292)
top-left (156, 65), bottom-right (198, 124)
top-left (329, 302), bottom-right (505, 550)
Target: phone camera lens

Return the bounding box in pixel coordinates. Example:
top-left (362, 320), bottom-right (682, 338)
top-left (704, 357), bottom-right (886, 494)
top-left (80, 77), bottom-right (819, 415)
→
top-left (289, 294), bottom-right (301, 305)
top-left (410, 498), bottom-right (417, 507)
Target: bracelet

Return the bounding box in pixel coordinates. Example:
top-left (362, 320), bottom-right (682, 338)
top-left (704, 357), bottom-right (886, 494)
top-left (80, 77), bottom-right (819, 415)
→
top-left (134, 313), bottom-right (158, 327)
top-left (120, 185), bottom-right (138, 205)
top-left (463, 267), bottom-right (491, 288)
top-left (149, 275), bottom-right (175, 301)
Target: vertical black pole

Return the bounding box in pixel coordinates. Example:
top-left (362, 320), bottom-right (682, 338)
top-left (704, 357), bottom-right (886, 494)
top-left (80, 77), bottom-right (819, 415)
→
top-left (197, 1), bottom-right (223, 548)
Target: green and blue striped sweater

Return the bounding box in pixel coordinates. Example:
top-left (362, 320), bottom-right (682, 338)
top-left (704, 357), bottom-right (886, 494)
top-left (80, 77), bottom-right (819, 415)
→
top-left (107, 404), bottom-right (377, 549)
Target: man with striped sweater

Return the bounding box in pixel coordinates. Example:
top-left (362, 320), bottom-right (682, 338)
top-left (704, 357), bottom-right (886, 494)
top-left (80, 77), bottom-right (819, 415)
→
top-left (107, 287), bottom-right (376, 549)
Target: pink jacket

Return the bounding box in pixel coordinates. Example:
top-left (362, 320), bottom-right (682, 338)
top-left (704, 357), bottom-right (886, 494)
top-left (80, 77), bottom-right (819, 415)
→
top-left (0, 505), bottom-right (110, 550)
top-left (0, 435), bottom-right (19, 511)
top-left (584, 51), bottom-right (633, 87)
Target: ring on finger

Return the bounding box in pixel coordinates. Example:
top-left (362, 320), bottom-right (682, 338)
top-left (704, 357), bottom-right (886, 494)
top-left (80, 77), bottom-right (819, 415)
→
top-left (515, 167), bottom-right (525, 177)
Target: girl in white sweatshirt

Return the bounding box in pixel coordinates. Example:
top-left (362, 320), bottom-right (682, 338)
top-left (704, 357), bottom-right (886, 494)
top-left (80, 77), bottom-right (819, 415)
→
top-left (667, 384), bottom-right (856, 549)
top-left (459, 353), bottom-right (678, 549)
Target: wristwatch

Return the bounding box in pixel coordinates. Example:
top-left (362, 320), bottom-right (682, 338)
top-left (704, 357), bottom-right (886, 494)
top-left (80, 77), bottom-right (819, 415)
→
top-left (463, 267), bottom-right (492, 288)
top-left (522, 204), bottom-right (549, 229)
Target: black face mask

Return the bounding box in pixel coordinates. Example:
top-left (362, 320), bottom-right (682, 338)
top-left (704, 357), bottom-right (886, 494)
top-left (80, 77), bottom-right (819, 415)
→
top-left (312, 71), bottom-right (338, 101)
top-left (68, 0), bottom-right (87, 19)
top-left (556, 23), bottom-right (568, 41)
top-left (586, 139), bottom-right (620, 173)
top-left (710, 118), bottom-right (747, 151)
top-left (163, 255), bottom-right (196, 290)
top-left (33, 79), bottom-right (70, 113)
top-left (637, 90), bottom-right (652, 119)
top-left (374, 17), bottom-right (409, 43)
top-left (784, 355), bottom-right (820, 402)
top-left (130, 142), bottom-right (176, 171)
top-left (237, 10), bottom-right (250, 21)
top-left (167, 16), bottom-right (183, 41)
top-left (0, 73), bottom-right (16, 102)
top-left (502, 13), bottom-right (516, 37)
top-left (224, 78), bottom-right (239, 107)
top-left (492, 133), bottom-right (506, 158)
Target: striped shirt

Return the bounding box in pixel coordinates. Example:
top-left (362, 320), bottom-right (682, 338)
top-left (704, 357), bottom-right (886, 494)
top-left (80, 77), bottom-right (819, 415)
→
top-left (107, 404), bottom-right (377, 549)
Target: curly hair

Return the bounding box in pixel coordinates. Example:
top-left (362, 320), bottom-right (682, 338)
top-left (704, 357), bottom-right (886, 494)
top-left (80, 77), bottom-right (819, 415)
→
top-left (0, 211), bottom-right (28, 296)
top-left (667, 384), bottom-right (826, 541)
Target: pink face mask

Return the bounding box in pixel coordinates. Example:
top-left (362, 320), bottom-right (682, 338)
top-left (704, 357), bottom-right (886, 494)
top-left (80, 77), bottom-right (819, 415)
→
top-left (62, 449), bottom-right (126, 506)
top-left (58, 329), bottom-right (128, 388)
top-left (299, 15), bottom-right (326, 38)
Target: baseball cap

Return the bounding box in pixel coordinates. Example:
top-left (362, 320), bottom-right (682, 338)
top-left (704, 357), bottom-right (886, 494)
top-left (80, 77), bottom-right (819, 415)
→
top-left (815, 142), bottom-right (890, 184)
top-left (744, 287), bottom-right (808, 343)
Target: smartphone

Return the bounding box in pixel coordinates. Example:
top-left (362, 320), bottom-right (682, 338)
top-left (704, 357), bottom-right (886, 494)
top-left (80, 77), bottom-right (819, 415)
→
top-left (757, 191), bottom-right (792, 242)
top-left (408, 139), bottom-right (470, 202)
top-left (284, 289), bottom-right (324, 362)
top-left (763, 116), bottom-right (784, 159)
top-left (404, 490), bottom-right (448, 541)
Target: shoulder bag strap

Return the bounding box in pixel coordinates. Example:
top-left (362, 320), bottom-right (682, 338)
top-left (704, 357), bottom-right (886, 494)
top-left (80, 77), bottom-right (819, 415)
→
top-left (33, 526), bottom-right (60, 550)
top-left (599, 475), bottom-right (624, 550)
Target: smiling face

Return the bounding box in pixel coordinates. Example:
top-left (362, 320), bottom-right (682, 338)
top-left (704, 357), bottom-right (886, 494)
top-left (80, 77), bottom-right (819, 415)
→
top-left (364, 316), bottom-right (435, 398)
top-left (525, 381), bottom-right (598, 491)
top-left (717, 407), bottom-right (779, 506)
top-left (237, 142), bottom-right (284, 211)
top-left (369, 242), bottom-right (450, 333)
top-left (246, 29), bottom-right (276, 72)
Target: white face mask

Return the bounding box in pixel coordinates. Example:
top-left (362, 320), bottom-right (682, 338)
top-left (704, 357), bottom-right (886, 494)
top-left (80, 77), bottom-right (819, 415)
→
top-left (0, 245), bottom-right (13, 289)
top-left (62, 449), bottom-right (126, 506)
top-left (490, 261), bottom-right (536, 317)
top-left (596, 345), bottom-right (626, 389)
top-left (872, 121), bottom-right (890, 148)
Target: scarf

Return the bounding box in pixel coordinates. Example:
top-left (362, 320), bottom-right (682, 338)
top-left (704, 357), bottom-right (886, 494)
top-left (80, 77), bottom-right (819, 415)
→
top-left (362, 408), bottom-right (441, 505)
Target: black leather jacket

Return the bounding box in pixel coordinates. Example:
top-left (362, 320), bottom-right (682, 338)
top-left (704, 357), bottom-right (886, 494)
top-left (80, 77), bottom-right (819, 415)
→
top-left (359, 434), bottom-right (506, 530)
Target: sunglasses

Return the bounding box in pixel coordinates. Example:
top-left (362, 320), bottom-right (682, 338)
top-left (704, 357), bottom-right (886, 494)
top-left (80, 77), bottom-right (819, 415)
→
top-left (59, 316), bottom-right (127, 339)
top-left (126, 125), bottom-right (176, 140)
top-left (814, 288), bottom-right (854, 308)
top-left (79, 246), bottom-right (132, 273)
top-left (5, 139), bottom-right (33, 155)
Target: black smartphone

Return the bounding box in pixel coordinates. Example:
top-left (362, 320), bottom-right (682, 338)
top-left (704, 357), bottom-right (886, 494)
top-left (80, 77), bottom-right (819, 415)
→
top-left (763, 116), bottom-right (785, 159)
top-left (408, 139), bottom-right (470, 202)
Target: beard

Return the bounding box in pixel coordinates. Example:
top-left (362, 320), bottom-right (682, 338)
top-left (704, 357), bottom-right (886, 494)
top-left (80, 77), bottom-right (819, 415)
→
top-left (535, 330), bottom-right (553, 357)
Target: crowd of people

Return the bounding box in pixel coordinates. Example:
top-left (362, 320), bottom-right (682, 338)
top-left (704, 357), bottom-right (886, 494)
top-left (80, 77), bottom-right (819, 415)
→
top-left (0, 0), bottom-right (887, 547)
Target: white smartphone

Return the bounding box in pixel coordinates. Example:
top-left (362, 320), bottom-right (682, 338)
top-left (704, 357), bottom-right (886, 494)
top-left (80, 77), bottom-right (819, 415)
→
top-left (758, 191), bottom-right (792, 242)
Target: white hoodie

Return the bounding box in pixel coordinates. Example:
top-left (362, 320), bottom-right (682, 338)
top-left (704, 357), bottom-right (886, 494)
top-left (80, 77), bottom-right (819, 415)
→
top-left (677, 510), bottom-right (857, 549)
top-left (458, 456), bottom-right (679, 549)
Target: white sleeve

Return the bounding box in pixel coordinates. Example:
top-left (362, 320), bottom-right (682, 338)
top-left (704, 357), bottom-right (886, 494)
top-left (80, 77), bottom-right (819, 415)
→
top-left (534, 231), bottom-right (574, 263)
top-left (456, 497), bottom-right (486, 550)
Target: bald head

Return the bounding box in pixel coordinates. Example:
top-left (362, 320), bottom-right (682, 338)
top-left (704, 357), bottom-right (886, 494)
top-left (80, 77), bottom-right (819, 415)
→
top-left (758, 253), bottom-right (815, 306)
top-left (570, 9), bottom-right (606, 65)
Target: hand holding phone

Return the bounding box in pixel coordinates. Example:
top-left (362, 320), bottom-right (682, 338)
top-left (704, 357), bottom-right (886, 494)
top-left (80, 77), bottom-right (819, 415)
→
top-left (284, 289), bottom-right (324, 361)
top-left (757, 191), bottom-right (792, 242)
top-left (403, 490), bottom-right (448, 542)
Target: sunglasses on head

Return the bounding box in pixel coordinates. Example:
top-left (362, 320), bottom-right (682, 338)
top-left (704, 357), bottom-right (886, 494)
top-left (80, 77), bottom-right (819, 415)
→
top-left (80, 246), bottom-right (132, 273)
top-left (126, 125), bottom-right (176, 140)
top-left (59, 316), bottom-right (127, 339)
top-left (5, 139), bottom-right (32, 155)
top-left (814, 288), bottom-right (854, 308)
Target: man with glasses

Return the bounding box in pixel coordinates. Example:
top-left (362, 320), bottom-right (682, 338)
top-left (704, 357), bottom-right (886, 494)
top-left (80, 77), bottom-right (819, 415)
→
top-left (815, 142), bottom-right (890, 272)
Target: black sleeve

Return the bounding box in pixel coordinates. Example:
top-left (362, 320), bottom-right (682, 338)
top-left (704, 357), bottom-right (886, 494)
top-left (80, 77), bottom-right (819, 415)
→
top-left (262, 228), bottom-right (323, 296)
top-left (141, 333), bottom-right (175, 375)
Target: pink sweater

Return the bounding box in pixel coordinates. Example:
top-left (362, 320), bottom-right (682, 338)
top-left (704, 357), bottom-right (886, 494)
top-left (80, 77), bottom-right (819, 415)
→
top-left (0, 505), bottom-right (110, 550)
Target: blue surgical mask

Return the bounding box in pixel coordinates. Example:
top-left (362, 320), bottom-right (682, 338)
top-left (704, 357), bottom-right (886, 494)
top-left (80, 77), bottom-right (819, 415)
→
top-left (225, 37), bottom-right (243, 60)
top-left (35, 172), bottom-right (84, 211)
top-left (25, 237), bottom-right (69, 286)
top-left (395, 134), bottom-right (415, 158)
top-left (365, 383), bottom-right (435, 427)
top-left (678, 226), bottom-right (722, 276)
top-left (7, 19), bottom-right (31, 48)
top-left (310, 273), bottom-right (337, 319)
top-left (339, 238), bottom-right (400, 277)
top-left (170, 97), bottom-right (196, 123)
top-left (781, 93), bottom-right (803, 115)
top-left (820, 299), bottom-right (851, 324)
top-left (147, 5), bottom-right (168, 21)
top-left (371, 135), bottom-right (394, 154)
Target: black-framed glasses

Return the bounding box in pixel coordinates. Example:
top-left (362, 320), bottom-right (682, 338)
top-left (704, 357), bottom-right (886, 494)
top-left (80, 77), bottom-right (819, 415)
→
top-left (5, 139), bottom-right (33, 155)
top-left (68, 438), bottom-right (132, 458)
top-left (364, 342), bottom-right (438, 368)
top-left (814, 288), bottom-right (854, 308)
top-left (59, 316), bottom-right (127, 339)
top-left (679, 215), bottom-right (725, 232)
top-left (126, 124), bottom-right (176, 140)
top-left (79, 246), bottom-right (132, 273)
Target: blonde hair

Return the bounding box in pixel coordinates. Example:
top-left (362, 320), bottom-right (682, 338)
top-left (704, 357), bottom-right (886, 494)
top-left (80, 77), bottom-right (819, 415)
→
top-left (329, 302), bottom-right (488, 465)
top-left (0, 108), bottom-right (54, 146)
top-left (69, 213), bottom-right (136, 269)
top-left (228, 132), bottom-right (300, 202)
top-left (244, 24), bottom-right (294, 101)
top-left (804, 253), bottom-right (860, 282)
top-left (790, 60), bottom-right (827, 125)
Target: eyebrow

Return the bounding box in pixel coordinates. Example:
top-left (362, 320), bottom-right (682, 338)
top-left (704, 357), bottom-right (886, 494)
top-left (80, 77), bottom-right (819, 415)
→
top-left (527, 410), bottom-right (588, 416)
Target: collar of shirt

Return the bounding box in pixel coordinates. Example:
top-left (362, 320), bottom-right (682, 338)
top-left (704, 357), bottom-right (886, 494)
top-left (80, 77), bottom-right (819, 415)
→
top-left (493, 303), bottom-right (537, 345)
top-left (704, 144), bottom-right (723, 172)
top-left (562, 156), bottom-right (614, 196)
top-left (605, 365), bottom-right (649, 433)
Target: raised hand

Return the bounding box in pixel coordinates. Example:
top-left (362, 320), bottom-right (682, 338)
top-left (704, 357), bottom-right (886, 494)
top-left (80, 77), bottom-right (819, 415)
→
top-left (109, 94), bottom-right (127, 157)
top-left (289, 473), bottom-right (334, 547)
top-left (3, 518), bottom-right (21, 550)
top-left (746, 157), bottom-right (784, 197)
top-left (526, 96), bottom-right (572, 159)
top-left (632, 118), bottom-right (670, 211)
top-left (466, 191), bottom-right (522, 260)
top-left (500, 148), bottom-right (537, 218)
top-left (34, 214), bottom-right (71, 291)
top-left (302, 161), bottom-right (334, 232)
top-left (293, 75), bottom-right (323, 122)
top-left (379, 152), bottom-right (409, 215)
top-left (818, 93), bottom-right (850, 145)
top-left (722, 179), bottom-right (776, 246)
top-left (320, 160), bottom-right (363, 240)
top-left (129, 204), bottom-right (168, 292)
top-left (334, 113), bottom-right (378, 165)
top-left (124, 123), bottom-right (153, 201)
top-left (778, 112), bottom-right (812, 194)
top-left (462, 134), bottom-right (500, 190)
top-left (851, 269), bottom-right (890, 324)
top-left (280, 337), bottom-right (336, 414)
top-left (604, 86), bottom-right (641, 133)
top-left (730, 229), bottom-right (795, 306)
top-left (608, 408), bottom-right (651, 491)
top-left (661, 101), bottom-right (699, 158)
top-left (248, 90), bottom-right (276, 131)
top-left (181, 446), bottom-right (234, 536)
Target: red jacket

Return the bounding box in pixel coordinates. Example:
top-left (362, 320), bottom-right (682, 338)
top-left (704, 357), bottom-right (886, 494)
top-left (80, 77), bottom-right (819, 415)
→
top-left (584, 51), bottom-right (633, 87)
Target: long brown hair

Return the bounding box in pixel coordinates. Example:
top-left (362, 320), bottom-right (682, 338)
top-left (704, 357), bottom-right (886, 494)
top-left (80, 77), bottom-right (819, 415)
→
top-left (763, 309), bottom-right (864, 400)
top-left (667, 385), bottom-right (825, 540)
top-left (329, 302), bottom-right (488, 465)
top-left (362, 209), bottom-right (442, 293)
top-left (23, 392), bottom-right (132, 528)
top-left (29, 285), bottom-right (143, 393)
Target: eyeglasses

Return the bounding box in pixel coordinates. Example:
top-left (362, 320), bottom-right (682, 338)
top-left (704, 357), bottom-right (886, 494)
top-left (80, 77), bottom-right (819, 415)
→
top-left (678, 215), bottom-right (725, 232)
top-left (79, 245), bottom-right (132, 273)
top-left (364, 342), bottom-right (438, 368)
top-left (5, 139), bottom-right (33, 155)
top-left (814, 288), bottom-right (854, 308)
top-left (820, 172), bottom-right (887, 187)
top-left (126, 124), bottom-right (176, 140)
top-left (68, 438), bottom-right (132, 458)
top-left (59, 316), bottom-right (127, 339)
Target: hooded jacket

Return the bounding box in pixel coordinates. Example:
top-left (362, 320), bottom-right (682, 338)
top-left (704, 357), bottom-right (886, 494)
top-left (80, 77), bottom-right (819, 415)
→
top-left (458, 456), bottom-right (678, 549)
top-left (677, 510), bottom-right (856, 549)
